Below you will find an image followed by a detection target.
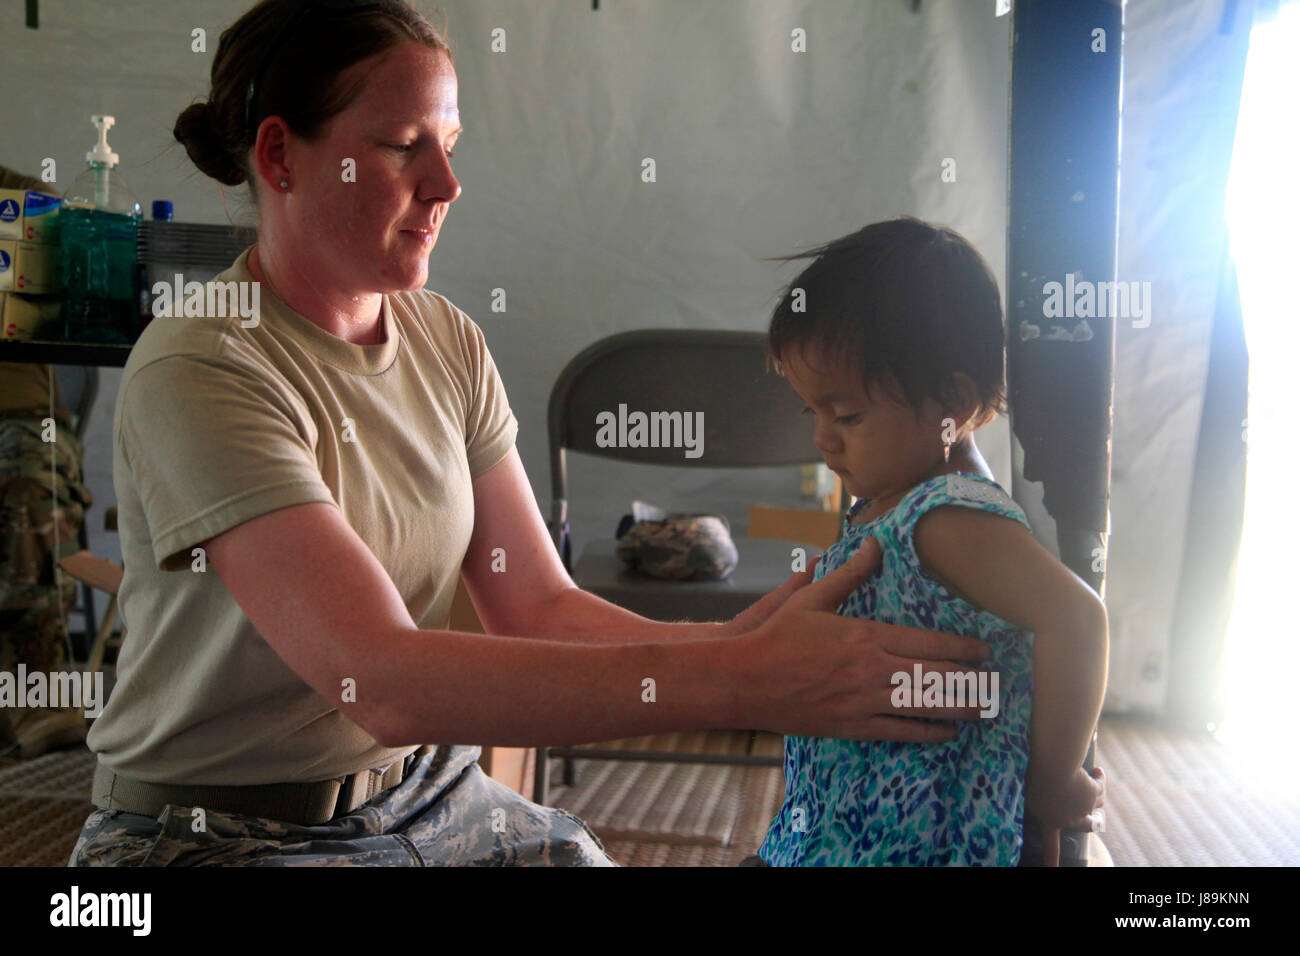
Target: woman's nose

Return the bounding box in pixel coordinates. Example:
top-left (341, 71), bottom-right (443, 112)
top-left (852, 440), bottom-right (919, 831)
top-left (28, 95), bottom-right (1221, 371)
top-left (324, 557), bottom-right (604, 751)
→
top-left (421, 155), bottom-right (461, 204)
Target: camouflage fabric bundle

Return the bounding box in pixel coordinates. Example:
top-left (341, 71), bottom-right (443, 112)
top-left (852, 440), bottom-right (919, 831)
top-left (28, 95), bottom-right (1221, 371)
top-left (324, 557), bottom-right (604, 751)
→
top-left (615, 513), bottom-right (738, 581)
top-left (0, 408), bottom-right (93, 675)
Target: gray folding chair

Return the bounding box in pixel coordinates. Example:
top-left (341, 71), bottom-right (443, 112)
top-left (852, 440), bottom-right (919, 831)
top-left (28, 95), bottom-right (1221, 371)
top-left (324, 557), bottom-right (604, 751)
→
top-left (533, 329), bottom-right (832, 805)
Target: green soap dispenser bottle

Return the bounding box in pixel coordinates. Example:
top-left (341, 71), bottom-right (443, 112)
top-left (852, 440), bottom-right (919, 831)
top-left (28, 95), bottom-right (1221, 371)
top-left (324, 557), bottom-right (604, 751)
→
top-left (59, 115), bottom-right (142, 344)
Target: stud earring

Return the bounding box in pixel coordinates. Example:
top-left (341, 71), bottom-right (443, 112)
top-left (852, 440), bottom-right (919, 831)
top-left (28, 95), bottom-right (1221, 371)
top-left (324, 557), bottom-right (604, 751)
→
top-left (280, 180), bottom-right (289, 189)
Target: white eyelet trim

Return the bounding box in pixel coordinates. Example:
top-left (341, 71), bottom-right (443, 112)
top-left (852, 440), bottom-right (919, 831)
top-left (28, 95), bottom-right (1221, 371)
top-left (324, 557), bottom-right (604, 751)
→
top-left (945, 474), bottom-right (1011, 507)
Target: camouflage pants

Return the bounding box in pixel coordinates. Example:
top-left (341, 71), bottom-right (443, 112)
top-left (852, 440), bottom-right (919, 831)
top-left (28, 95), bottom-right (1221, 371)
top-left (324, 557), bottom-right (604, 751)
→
top-left (69, 744), bottom-right (616, 867)
top-left (0, 410), bottom-right (92, 676)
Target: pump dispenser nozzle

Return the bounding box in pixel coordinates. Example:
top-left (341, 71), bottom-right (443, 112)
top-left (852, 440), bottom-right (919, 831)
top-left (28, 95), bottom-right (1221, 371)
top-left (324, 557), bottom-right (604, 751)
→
top-left (87, 115), bottom-right (120, 166)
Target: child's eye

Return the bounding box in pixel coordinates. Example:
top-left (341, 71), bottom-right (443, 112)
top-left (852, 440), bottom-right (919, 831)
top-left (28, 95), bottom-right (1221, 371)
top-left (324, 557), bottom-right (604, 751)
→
top-left (387, 143), bottom-right (413, 153)
top-left (835, 413), bottom-right (862, 425)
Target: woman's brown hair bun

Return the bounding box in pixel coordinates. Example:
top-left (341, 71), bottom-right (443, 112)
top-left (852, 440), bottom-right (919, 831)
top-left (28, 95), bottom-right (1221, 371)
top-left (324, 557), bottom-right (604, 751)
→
top-left (174, 102), bottom-right (246, 187)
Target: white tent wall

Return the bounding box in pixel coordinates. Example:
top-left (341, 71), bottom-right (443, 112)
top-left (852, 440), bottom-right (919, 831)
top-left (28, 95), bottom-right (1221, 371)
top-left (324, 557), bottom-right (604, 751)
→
top-left (428, 0), bottom-right (1015, 552)
top-left (6, 0), bottom-right (1253, 723)
top-left (14, 0), bottom-right (1253, 725)
top-left (2, 0), bottom-right (1012, 612)
top-left (1103, 0), bottom-right (1256, 714)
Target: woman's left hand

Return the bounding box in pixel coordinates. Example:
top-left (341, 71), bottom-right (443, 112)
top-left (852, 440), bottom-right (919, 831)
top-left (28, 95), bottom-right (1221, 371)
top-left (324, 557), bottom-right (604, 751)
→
top-left (719, 566), bottom-right (818, 636)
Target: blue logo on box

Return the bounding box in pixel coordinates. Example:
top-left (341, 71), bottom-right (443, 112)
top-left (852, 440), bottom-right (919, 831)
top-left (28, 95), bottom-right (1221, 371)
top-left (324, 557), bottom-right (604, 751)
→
top-left (23, 192), bottom-right (60, 216)
top-left (0, 198), bottom-right (20, 224)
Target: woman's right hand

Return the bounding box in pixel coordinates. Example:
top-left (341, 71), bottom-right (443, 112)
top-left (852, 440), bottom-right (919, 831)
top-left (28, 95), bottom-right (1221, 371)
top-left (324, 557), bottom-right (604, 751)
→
top-left (737, 535), bottom-right (994, 742)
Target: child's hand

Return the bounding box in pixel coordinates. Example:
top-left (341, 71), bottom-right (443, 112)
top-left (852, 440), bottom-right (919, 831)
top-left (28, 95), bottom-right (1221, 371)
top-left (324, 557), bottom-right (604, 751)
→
top-left (1029, 766), bottom-right (1106, 866)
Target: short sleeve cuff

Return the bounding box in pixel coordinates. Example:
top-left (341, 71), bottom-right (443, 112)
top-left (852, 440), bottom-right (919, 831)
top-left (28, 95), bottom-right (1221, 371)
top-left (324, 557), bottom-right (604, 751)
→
top-left (152, 479), bottom-right (337, 571)
top-left (466, 413), bottom-right (518, 479)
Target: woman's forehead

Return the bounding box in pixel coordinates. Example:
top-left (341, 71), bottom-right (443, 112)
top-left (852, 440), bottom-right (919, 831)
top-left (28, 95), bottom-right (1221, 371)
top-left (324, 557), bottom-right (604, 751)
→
top-left (351, 44), bottom-right (458, 117)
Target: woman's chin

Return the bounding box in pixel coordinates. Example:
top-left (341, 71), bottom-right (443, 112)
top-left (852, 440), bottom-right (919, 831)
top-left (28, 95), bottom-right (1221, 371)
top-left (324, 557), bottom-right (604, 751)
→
top-left (382, 260), bottom-right (429, 291)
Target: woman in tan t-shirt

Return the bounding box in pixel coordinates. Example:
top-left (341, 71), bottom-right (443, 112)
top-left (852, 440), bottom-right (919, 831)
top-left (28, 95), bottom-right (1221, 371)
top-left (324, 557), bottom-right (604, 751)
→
top-left (69, 0), bottom-right (1096, 867)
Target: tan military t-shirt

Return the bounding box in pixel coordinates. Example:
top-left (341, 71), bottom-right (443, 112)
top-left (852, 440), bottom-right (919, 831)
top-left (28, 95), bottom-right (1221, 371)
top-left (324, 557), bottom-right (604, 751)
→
top-left (87, 246), bottom-right (518, 785)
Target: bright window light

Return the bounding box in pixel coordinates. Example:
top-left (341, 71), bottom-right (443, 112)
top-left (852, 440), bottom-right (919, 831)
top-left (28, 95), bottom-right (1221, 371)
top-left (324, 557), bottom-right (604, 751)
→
top-left (1217, 0), bottom-right (1300, 795)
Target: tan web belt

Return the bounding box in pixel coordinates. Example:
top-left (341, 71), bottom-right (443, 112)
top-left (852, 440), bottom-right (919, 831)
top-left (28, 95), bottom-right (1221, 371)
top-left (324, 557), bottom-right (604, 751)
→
top-left (91, 746), bottom-right (432, 827)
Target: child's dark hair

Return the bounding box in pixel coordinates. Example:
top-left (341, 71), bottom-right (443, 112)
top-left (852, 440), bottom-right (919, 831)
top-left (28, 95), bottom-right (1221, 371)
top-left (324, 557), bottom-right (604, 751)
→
top-left (765, 216), bottom-right (1007, 423)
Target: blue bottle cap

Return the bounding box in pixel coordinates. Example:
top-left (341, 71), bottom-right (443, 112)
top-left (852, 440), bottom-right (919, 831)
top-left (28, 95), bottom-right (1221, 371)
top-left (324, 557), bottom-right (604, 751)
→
top-left (152, 200), bottom-right (174, 221)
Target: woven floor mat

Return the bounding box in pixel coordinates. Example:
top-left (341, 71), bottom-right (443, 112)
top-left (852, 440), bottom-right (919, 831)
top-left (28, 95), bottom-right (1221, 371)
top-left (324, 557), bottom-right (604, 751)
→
top-left (599, 840), bottom-right (756, 867)
top-left (0, 745), bottom-right (96, 800)
top-left (0, 745), bottom-right (97, 867)
top-left (1096, 716), bottom-right (1300, 866)
top-left (546, 730), bottom-right (785, 862)
top-left (0, 795), bottom-right (93, 867)
top-left (11, 721), bottom-right (1289, 868)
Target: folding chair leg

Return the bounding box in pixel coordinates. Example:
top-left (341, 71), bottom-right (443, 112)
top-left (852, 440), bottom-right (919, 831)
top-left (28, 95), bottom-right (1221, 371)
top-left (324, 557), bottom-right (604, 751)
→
top-left (79, 581), bottom-right (97, 664)
top-left (76, 523), bottom-right (97, 662)
top-left (532, 746), bottom-right (551, 805)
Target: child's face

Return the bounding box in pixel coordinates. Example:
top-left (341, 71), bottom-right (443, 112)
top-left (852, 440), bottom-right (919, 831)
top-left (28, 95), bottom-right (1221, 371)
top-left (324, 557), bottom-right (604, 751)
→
top-left (780, 346), bottom-right (949, 508)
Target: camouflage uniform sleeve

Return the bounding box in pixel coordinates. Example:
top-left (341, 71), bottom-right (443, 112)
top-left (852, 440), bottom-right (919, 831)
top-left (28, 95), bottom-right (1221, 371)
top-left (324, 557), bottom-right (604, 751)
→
top-left (0, 414), bottom-right (92, 674)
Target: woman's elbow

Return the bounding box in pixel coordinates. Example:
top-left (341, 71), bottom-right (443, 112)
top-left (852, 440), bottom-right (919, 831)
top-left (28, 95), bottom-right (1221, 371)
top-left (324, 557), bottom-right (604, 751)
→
top-left (364, 706), bottom-right (414, 748)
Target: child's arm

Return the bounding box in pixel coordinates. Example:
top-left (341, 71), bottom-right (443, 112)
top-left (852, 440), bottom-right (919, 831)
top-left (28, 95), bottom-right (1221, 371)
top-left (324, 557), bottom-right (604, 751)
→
top-left (912, 506), bottom-right (1109, 812)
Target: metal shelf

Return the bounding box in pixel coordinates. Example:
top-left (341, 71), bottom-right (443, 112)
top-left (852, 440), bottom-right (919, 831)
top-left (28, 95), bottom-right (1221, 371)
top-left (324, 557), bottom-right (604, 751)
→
top-left (0, 339), bottom-right (134, 367)
top-left (1, 220), bottom-right (252, 368)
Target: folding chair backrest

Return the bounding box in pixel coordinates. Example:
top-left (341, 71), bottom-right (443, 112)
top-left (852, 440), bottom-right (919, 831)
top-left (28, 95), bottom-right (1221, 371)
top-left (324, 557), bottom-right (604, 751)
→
top-left (547, 329), bottom-right (820, 504)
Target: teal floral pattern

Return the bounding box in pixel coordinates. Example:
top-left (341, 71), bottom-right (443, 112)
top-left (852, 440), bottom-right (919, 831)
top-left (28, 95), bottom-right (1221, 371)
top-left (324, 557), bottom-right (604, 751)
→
top-left (758, 473), bottom-right (1035, 866)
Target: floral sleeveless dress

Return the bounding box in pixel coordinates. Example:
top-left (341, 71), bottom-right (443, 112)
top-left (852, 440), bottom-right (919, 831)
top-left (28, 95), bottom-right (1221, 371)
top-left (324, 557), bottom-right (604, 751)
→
top-left (758, 472), bottom-right (1036, 866)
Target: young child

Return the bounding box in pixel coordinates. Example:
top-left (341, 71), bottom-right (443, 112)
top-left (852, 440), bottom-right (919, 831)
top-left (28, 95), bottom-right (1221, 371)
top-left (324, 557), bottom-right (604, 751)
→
top-left (756, 217), bottom-right (1107, 866)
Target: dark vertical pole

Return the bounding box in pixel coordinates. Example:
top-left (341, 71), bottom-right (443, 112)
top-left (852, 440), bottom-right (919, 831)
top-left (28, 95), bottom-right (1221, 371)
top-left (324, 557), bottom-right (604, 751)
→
top-left (1007, 0), bottom-right (1122, 866)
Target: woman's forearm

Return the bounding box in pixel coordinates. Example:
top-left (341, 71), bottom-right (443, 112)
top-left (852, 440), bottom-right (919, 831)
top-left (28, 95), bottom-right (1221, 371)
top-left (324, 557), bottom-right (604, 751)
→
top-left (362, 624), bottom-right (745, 748)
top-left (515, 585), bottom-right (730, 644)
